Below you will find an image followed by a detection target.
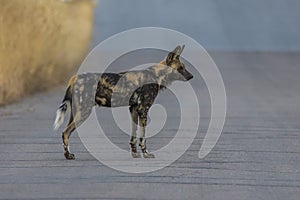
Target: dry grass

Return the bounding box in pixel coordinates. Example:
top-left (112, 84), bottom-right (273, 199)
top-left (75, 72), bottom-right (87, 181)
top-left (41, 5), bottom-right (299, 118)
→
top-left (0, 0), bottom-right (95, 105)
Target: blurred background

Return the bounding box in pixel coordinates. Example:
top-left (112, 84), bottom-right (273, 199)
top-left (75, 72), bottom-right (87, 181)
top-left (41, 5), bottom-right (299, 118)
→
top-left (0, 0), bottom-right (94, 105)
top-left (93, 0), bottom-right (300, 51)
top-left (1, 0), bottom-right (299, 105)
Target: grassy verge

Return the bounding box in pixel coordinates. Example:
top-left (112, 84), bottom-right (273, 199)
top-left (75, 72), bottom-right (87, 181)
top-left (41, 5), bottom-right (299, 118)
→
top-left (0, 0), bottom-right (95, 105)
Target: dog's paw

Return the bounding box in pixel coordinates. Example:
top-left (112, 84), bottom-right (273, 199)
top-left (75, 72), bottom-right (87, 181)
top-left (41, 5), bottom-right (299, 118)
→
top-left (64, 152), bottom-right (75, 160)
top-left (143, 152), bottom-right (155, 158)
top-left (131, 152), bottom-right (142, 158)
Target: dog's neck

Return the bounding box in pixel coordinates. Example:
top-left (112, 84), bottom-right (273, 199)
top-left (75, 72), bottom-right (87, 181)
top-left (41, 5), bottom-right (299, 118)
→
top-left (147, 60), bottom-right (174, 90)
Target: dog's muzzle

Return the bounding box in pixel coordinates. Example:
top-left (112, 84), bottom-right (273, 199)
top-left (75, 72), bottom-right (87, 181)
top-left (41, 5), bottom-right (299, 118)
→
top-left (187, 75), bottom-right (193, 81)
top-left (185, 74), bottom-right (193, 81)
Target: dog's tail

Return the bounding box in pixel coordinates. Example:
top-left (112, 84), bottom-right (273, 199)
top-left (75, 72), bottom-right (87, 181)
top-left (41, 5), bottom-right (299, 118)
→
top-left (53, 99), bottom-right (69, 130)
top-left (53, 75), bottom-right (76, 130)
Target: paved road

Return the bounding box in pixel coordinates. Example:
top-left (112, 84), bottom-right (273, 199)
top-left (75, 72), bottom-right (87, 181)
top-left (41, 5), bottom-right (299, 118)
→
top-left (1, 52), bottom-right (300, 199)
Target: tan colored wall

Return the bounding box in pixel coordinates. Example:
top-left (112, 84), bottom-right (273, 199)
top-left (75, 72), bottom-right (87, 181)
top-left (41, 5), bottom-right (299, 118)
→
top-left (0, 0), bottom-right (95, 105)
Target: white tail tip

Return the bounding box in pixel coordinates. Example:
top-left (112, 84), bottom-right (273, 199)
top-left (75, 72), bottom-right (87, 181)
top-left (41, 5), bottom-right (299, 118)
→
top-left (53, 109), bottom-right (65, 130)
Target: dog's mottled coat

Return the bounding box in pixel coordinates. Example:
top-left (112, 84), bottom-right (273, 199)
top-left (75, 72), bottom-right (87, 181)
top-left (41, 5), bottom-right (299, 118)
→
top-left (54, 45), bottom-right (193, 159)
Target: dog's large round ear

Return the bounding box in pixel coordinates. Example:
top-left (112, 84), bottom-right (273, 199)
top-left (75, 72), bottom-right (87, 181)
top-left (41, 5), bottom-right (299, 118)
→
top-left (173, 45), bottom-right (185, 56)
top-left (166, 52), bottom-right (175, 66)
top-left (173, 45), bottom-right (182, 55)
top-left (166, 45), bottom-right (182, 65)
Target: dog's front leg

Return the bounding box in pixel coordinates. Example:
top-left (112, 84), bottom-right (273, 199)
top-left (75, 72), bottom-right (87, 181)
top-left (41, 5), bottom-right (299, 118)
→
top-left (138, 112), bottom-right (155, 158)
top-left (129, 106), bottom-right (141, 158)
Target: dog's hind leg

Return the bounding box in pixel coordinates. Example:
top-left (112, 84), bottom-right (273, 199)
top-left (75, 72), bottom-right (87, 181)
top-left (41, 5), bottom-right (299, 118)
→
top-left (138, 112), bottom-right (155, 158)
top-left (129, 106), bottom-right (141, 158)
top-left (62, 108), bottom-right (92, 160)
top-left (62, 107), bottom-right (77, 160)
top-left (62, 120), bottom-right (76, 160)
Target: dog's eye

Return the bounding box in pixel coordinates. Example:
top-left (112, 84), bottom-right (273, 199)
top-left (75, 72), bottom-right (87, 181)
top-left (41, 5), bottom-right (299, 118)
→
top-left (178, 66), bottom-right (184, 71)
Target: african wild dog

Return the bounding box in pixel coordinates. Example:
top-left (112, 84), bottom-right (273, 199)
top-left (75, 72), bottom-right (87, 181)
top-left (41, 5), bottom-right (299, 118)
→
top-left (54, 45), bottom-right (193, 160)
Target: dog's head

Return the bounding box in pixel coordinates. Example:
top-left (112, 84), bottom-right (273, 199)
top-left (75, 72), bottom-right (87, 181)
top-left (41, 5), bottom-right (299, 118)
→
top-left (165, 45), bottom-right (193, 81)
